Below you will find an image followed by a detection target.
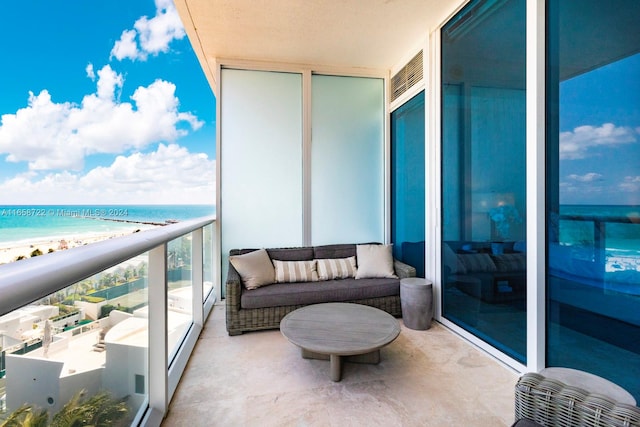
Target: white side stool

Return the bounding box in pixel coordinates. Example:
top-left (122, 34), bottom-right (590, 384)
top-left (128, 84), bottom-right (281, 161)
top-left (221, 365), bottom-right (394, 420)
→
top-left (400, 278), bottom-right (433, 330)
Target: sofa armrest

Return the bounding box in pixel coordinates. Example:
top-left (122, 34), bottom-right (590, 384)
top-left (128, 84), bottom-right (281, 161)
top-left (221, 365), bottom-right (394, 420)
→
top-left (514, 372), bottom-right (640, 427)
top-left (394, 259), bottom-right (416, 279)
top-left (225, 263), bottom-right (242, 312)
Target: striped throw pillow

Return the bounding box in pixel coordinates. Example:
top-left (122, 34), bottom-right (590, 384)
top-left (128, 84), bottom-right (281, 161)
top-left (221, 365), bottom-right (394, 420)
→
top-left (272, 260), bottom-right (319, 283)
top-left (491, 253), bottom-right (526, 272)
top-left (316, 256), bottom-right (358, 281)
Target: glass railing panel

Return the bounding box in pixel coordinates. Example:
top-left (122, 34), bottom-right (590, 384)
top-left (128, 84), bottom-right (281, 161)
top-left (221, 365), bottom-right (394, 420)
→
top-left (167, 234), bottom-right (193, 364)
top-left (552, 212), bottom-right (640, 297)
top-left (0, 254), bottom-right (150, 426)
top-left (203, 224), bottom-right (214, 301)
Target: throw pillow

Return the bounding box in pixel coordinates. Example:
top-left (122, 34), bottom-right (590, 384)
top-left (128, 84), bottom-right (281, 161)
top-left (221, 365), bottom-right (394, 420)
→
top-left (355, 244), bottom-right (398, 279)
top-left (443, 243), bottom-right (467, 274)
top-left (229, 249), bottom-right (275, 290)
top-left (316, 256), bottom-right (357, 280)
top-left (458, 253), bottom-right (497, 273)
top-left (491, 253), bottom-right (527, 272)
top-left (272, 259), bottom-right (319, 283)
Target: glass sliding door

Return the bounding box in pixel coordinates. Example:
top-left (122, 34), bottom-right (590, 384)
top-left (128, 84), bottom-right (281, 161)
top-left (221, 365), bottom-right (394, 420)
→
top-left (546, 0), bottom-right (640, 401)
top-left (311, 75), bottom-right (384, 245)
top-left (391, 91), bottom-right (425, 277)
top-left (441, 0), bottom-right (527, 362)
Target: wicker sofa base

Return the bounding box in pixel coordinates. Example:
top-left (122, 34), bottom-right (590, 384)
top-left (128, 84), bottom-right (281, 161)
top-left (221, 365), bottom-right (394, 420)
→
top-left (226, 295), bottom-right (402, 336)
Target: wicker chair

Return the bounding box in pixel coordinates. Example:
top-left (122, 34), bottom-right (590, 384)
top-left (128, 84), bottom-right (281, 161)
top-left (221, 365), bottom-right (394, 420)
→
top-left (514, 372), bottom-right (640, 427)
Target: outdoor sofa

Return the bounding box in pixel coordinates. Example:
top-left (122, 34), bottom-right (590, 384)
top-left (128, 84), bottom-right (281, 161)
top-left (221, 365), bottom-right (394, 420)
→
top-left (225, 243), bottom-right (416, 335)
top-left (444, 241), bottom-right (527, 303)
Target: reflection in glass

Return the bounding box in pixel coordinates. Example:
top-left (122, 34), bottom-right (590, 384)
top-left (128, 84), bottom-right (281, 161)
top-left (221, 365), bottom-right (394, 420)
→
top-left (391, 91), bottom-right (425, 277)
top-left (546, 0), bottom-right (640, 401)
top-left (441, 0), bottom-right (527, 362)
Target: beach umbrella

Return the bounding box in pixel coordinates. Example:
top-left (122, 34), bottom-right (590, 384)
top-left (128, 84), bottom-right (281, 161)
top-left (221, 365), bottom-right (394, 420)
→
top-left (43, 319), bottom-right (52, 358)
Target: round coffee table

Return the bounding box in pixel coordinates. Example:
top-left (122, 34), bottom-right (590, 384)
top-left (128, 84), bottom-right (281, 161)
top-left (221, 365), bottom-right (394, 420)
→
top-left (280, 303), bottom-right (400, 381)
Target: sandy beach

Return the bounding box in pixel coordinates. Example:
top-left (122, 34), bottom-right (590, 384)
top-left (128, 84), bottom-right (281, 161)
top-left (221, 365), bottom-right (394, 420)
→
top-left (0, 227), bottom-right (155, 265)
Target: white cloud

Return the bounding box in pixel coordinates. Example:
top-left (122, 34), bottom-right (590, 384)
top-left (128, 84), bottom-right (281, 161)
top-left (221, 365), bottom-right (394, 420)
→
top-left (0, 65), bottom-right (202, 171)
top-left (619, 176), bottom-right (640, 193)
top-left (86, 63), bottom-right (95, 80)
top-left (559, 123), bottom-right (638, 160)
top-left (0, 144), bottom-right (215, 204)
top-left (567, 172), bottom-right (603, 183)
top-left (110, 0), bottom-right (185, 61)
top-left (111, 29), bottom-right (139, 61)
top-left (560, 173), bottom-right (605, 195)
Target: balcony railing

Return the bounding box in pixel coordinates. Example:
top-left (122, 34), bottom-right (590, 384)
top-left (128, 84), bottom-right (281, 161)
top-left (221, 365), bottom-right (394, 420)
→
top-left (0, 215), bottom-right (217, 426)
top-left (555, 213), bottom-right (640, 293)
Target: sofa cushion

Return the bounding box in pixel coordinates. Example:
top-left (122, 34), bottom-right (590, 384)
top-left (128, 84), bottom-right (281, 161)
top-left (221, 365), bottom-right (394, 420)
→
top-left (273, 260), bottom-right (319, 283)
top-left (241, 277), bottom-right (400, 309)
top-left (316, 256), bottom-right (357, 280)
top-left (313, 244), bottom-right (357, 259)
top-left (267, 247), bottom-right (314, 261)
top-left (355, 244), bottom-right (398, 279)
top-left (229, 249), bottom-right (275, 290)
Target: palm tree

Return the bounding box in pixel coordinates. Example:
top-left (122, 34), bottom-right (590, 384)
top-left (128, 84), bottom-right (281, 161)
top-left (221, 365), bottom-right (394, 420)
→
top-left (0, 404), bottom-right (48, 427)
top-left (50, 390), bottom-right (129, 427)
top-left (1, 390), bottom-right (129, 427)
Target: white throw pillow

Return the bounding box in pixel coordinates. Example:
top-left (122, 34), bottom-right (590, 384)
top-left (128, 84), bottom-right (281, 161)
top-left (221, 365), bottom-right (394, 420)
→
top-left (355, 244), bottom-right (398, 279)
top-left (229, 249), bottom-right (275, 290)
top-left (272, 260), bottom-right (319, 283)
top-left (316, 256), bottom-right (357, 280)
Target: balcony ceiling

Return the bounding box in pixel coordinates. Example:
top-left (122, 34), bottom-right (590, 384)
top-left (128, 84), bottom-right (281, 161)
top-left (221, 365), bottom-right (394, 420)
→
top-left (174, 0), bottom-right (459, 90)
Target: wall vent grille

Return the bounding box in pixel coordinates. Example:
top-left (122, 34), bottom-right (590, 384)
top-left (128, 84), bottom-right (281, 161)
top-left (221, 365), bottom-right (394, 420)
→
top-left (391, 50), bottom-right (423, 102)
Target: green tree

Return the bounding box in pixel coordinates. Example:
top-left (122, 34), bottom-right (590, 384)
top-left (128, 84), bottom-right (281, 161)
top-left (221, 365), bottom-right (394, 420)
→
top-left (137, 261), bottom-right (148, 277)
top-left (2, 390), bottom-right (130, 427)
top-left (123, 267), bottom-right (133, 282)
top-left (0, 405), bottom-right (48, 427)
top-left (50, 390), bottom-right (129, 427)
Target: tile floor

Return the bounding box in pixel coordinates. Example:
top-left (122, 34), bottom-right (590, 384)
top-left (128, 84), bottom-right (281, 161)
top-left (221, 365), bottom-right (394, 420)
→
top-left (162, 303), bottom-right (519, 427)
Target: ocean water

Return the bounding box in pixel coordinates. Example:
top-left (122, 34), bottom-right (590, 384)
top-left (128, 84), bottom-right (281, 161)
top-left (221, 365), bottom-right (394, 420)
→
top-left (557, 205), bottom-right (640, 287)
top-left (0, 205), bottom-right (215, 245)
top-left (559, 205), bottom-right (640, 252)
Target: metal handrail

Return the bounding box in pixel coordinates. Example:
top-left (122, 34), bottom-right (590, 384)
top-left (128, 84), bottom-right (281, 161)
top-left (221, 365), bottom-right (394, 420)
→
top-left (0, 215), bottom-right (215, 317)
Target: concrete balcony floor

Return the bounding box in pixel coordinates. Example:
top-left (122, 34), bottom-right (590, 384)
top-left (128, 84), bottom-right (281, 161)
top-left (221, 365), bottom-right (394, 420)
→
top-left (162, 303), bottom-right (519, 426)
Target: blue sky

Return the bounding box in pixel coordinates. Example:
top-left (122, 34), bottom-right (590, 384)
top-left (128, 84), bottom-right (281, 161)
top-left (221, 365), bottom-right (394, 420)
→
top-left (559, 53), bottom-right (640, 205)
top-left (1, 1), bottom-right (636, 207)
top-left (0, 0), bottom-right (215, 205)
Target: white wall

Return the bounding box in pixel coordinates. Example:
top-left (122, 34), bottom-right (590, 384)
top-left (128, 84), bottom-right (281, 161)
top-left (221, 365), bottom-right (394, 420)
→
top-left (6, 355), bottom-right (63, 413)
